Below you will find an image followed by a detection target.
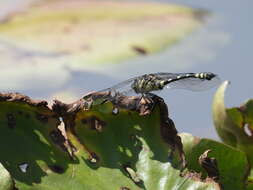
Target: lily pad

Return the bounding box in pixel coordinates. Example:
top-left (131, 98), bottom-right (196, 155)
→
top-left (0, 92), bottom-right (220, 189)
top-left (0, 93), bottom-right (75, 190)
top-left (0, 0), bottom-right (207, 68)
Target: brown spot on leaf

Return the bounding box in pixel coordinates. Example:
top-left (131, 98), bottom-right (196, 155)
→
top-left (55, 91), bottom-right (155, 117)
top-left (6, 113), bottom-right (16, 129)
top-left (156, 94), bottom-right (185, 168)
top-left (50, 130), bottom-right (66, 144)
top-left (82, 116), bottom-right (106, 132)
top-left (52, 100), bottom-right (70, 116)
top-left (180, 170), bottom-right (201, 179)
top-left (198, 150), bottom-right (219, 181)
top-left (180, 169), bottom-right (222, 189)
top-left (50, 129), bottom-right (76, 160)
top-left (0, 93), bottom-right (48, 107)
top-left (110, 95), bottom-right (154, 116)
top-left (36, 113), bottom-right (48, 124)
top-left (132, 46), bottom-right (148, 55)
top-left (120, 187), bottom-right (130, 190)
top-left (48, 165), bottom-right (64, 174)
top-left (53, 91), bottom-right (185, 170)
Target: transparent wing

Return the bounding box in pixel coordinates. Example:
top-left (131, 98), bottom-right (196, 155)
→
top-left (99, 76), bottom-right (138, 95)
top-left (165, 75), bottom-right (221, 91)
top-left (120, 88), bottom-right (137, 96)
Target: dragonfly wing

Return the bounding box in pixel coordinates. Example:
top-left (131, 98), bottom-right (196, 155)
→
top-left (99, 76), bottom-right (138, 95)
top-left (120, 88), bottom-right (137, 96)
top-left (165, 75), bottom-right (221, 91)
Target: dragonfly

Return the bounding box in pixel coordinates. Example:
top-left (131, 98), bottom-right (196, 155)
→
top-left (100, 72), bottom-right (220, 98)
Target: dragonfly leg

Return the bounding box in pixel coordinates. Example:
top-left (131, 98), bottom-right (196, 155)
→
top-left (110, 89), bottom-right (117, 98)
top-left (138, 93), bottom-right (155, 112)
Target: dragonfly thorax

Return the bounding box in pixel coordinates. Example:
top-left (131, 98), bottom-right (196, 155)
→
top-left (131, 74), bottom-right (165, 94)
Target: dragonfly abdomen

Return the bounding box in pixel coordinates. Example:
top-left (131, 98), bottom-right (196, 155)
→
top-left (163, 72), bottom-right (217, 86)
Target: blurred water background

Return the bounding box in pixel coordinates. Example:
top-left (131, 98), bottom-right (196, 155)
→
top-left (0, 0), bottom-right (252, 139)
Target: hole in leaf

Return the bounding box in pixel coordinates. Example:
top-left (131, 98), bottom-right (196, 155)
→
top-left (82, 116), bottom-right (106, 132)
top-left (88, 152), bottom-right (99, 164)
top-left (244, 123), bottom-right (252, 136)
top-left (112, 107), bottom-right (119, 115)
top-left (18, 163), bottom-right (29, 173)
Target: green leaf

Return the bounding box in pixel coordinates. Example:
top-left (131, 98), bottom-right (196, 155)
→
top-left (212, 81), bottom-right (253, 188)
top-left (180, 133), bottom-right (248, 190)
top-left (212, 81), bottom-right (238, 147)
top-left (0, 92), bottom-right (220, 189)
top-left (0, 93), bottom-right (73, 190)
top-left (0, 0), bottom-right (208, 67)
top-left (56, 93), bottom-right (220, 190)
top-left (212, 81), bottom-right (253, 158)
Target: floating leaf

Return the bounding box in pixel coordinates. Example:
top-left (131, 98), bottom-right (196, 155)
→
top-left (0, 0), bottom-right (208, 67)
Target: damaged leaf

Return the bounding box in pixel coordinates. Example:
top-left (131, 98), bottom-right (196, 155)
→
top-left (0, 93), bottom-right (74, 190)
top-left (52, 92), bottom-right (220, 190)
top-left (0, 92), bottom-right (221, 189)
top-left (180, 133), bottom-right (249, 190)
top-left (212, 81), bottom-right (253, 189)
top-left (198, 150), bottom-right (219, 181)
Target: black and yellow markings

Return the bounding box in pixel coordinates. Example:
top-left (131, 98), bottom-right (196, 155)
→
top-left (131, 72), bottom-right (217, 94)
